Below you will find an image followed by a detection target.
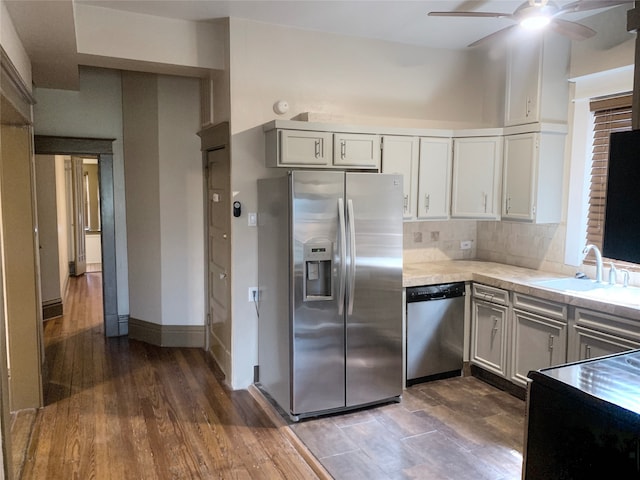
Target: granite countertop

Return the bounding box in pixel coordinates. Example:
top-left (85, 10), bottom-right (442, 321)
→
top-left (403, 260), bottom-right (640, 322)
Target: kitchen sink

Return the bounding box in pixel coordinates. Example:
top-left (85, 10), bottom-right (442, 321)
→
top-left (583, 286), bottom-right (640, 306)
top-left (534, 277), bottom-right (605, 292)
top-left (534, 277), bottom-right (640, 306)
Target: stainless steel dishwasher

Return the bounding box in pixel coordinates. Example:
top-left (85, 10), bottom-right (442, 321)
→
top-left (406, 282), bottom-right (465, 386)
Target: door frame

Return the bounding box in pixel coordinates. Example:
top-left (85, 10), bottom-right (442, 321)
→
top-left (197, 122), bottom-right (230, 356)
top-left (33, 135), bottom-right (124, 337)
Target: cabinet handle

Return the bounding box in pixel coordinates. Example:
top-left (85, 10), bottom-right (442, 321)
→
top-left (548, 334), bottom-right (554, 352)
top-left (341, 141), bottom-right (346, 159)
top-left (403, 195), bottom-right (409, 212)
top-left (586, 344), bottom-right (591, 359)
top-left (483, 193), bottom-right (488, 213)
top-left (314, 140), bottom-right (320, 159)
top-left (491, 316), bottom-right (499, 338)
top-left (526, 98), bottom-right (532, 117)
top-left (425, 194), bottom-right (430, 213)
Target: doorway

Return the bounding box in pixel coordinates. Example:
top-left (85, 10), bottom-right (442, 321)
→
top-left (33, 136), bottom-right (123, 337)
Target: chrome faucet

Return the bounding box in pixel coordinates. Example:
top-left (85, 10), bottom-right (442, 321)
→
top-left (583, 244), bottom-right (603, 283)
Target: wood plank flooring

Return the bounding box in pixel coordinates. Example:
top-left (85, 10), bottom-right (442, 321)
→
top-left (290, 376), bottom-right (526, 480)
top-left (12, 271), bottom-right (526, 479)
top-left (14, 273), bottom-right (319, 479)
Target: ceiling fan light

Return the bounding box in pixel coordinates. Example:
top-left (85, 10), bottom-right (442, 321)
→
top-left (520, 15), bottom-right (551, 30)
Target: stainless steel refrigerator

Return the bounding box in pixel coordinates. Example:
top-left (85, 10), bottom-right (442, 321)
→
top-left (257, 170), bottom-right (403, 420)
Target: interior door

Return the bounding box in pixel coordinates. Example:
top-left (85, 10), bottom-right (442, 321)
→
top-left (207, 147), bottom-right (232, 377)
top-left (70, 156), bottom-right (86, 276)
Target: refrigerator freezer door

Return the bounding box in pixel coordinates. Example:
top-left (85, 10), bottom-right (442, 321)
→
top-left (345, 173), bottom-right (403, 407)
top-left (291, 170), bottom-right (346, 415)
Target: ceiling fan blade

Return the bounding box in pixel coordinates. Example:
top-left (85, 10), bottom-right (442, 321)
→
top-left (428, 11), bottom-right (511, 18)
top-left (468, 24), bottom-right (517, 47)
top-left (548, 18), bottom-right (596, 40)
top-left (556, 0), bottom-right (629, 16)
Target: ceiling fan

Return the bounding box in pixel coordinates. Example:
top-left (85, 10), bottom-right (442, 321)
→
top-left (428, 0), bottom-right (629, 47)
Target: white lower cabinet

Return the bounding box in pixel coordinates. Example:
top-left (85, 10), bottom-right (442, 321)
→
top-left (510, 309), bottom-right (567, 387)
top-left (471, 284), bottom-right (509, 377)
top-left (510, 293), bottom-right (567, 387)
top-left (569, 308), bottom-right (640, 362)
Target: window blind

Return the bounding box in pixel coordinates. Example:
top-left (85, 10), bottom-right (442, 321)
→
top-left (586, 93), bottom-right (633, 267)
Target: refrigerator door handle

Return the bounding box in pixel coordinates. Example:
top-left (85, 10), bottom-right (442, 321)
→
top-left (338, 198), bottom-right (347, 315)
top-left (347, 198), bottom-right (356, 315)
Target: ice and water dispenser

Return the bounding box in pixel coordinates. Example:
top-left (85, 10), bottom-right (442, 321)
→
top-left (303, 241), bottom-right (333, 301)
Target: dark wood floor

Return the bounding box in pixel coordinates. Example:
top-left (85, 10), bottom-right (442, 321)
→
top-left (290, 376), bottom-right (526, 480)
top-left (13, 274), bottom-right (319, 479)
top-left (11, 272), bottom-right (526, 479)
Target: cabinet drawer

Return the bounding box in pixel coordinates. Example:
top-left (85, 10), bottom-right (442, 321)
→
top-left (513, 292), bottom-right (567, 321)
top-left (473, 283), bottom-right (509, 305)
top-left (574, 308), bottom-right (640, 343)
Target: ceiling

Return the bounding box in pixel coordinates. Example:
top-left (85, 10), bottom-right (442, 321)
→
top-left (4, 0), bottom-right (634, 90)
top-left (78, 0), bottom-right (617, 50)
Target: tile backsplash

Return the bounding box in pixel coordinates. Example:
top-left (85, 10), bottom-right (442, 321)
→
top-left (405, 220), bottom-right (575, 277)
top-left (476, 221), bottom-right (574, 276)
top-left (403, 220), bottom-right (477, 263)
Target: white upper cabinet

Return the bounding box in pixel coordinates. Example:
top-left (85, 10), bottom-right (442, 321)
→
top-left (265, 127), bottom-right (380, 169)
top-left (505, 34), bottom-right (570, 127)
top-left (381, 136), bottom-right (419, 219)
top-left (333, 133), bottom-right (381, 168)
top-left (274, 130), bottom-right (334, 166)
top-left (502, 129), bottom-right (566, 223)
top-left (417, 137), bottom-right (452, 220)
top-left (451, 136), bottom-right (502, 220)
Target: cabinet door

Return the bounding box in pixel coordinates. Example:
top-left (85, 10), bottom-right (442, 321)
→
top-left (279, 130), bottom-right (333, 166)
top-left (471, 300), bottom-right (508, 377)
top-left (505, 39), bottom-right (541, 126)
top-left (511, 309), bottom-right (567, 387)
top-left (417, 137), bottom-right (452, 219)
top-left (333, 133), bottom-right (380, 168)
top-left (451, 137), bottom-right (502, 219)
top-left (381, 136), bottom-right (419, 219)
top-left (572, 326), bottom-right (640, 362)
top-left (503, 133), bottom-right (537, 221)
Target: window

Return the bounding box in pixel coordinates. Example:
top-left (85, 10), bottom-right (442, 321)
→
top-left (585, 93), bottom-right (633, 267)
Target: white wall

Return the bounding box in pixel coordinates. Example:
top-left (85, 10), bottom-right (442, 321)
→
top-left (158, 75), bottom-right (204, 327)
top-left (122, 71), bottom-right (162, 325)
top-left (0, 0), bottom-right (32, 90)
top-left (34, 155), bottom-right (61, 304)
top-left (75, 3), bottom-right (225, 75)
top-left (123, 72), bottom-right (204, 328)
top-left (569, 4), bottom-right (635, 80)
top-left (55, 155), bottom-right (69, 298)
top-left (33, 66), bottom-right (130, 316)
top-left (225, 18), bottom-right (503, 389)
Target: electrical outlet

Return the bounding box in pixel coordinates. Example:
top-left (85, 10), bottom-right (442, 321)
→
top-left (460, 240), bottom-right (472, 250)
top-left (248, 287), bottom-right (259, 302)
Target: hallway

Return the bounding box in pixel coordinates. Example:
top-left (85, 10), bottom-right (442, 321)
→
top-left (12, 273), bottom-right (318, 479)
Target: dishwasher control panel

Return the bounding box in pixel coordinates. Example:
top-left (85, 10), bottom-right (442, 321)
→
top-left (406, 282), bottom-right (466, 302)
